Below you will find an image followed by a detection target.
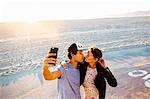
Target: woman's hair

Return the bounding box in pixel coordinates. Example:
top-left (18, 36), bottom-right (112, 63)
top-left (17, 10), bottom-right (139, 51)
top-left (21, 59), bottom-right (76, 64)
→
top-left (91, 48), bottom-right (102, 60)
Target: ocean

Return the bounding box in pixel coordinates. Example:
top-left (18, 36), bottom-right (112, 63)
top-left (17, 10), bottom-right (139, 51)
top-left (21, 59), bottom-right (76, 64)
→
top-left (0, 16), bottom-right (150, 99)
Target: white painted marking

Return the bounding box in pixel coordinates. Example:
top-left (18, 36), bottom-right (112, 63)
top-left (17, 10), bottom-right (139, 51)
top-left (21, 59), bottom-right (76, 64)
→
top-left (128, 70), bottom-right (148, 77)
top-left (145, 80), bottom-right (150, 88)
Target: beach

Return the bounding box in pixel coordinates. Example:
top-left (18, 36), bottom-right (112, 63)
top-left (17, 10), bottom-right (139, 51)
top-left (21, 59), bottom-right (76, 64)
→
top-left (0, 46), bottom-right (150, 99)
top-left (0, 16), bottom-right (150, 99)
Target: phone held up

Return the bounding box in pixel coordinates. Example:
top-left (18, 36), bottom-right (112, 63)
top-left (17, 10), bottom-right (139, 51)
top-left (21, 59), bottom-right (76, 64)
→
top-left (49, 47), bottom-right (59, 58)
top-left (48, 47), bottom-right (59, 66)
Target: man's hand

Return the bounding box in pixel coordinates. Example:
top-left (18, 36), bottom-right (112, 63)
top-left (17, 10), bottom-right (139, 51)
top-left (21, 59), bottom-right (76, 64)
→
top-left (43, 53), bottom-right (58, 68)
top-left (61, 61), bottom-right (68, 69)
top-left (42, 52), bottom-right (61, 80)
top-left (98, 58), bottom-right (108, 69)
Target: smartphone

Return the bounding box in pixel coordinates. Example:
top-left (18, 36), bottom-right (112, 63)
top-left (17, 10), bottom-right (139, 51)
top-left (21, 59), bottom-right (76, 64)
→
top-left (49, 47), bottom-right (59, 59)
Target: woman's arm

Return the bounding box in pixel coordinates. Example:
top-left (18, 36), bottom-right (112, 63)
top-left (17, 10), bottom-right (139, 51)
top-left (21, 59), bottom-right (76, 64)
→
top-left (102, 67), bottom-right (117, 87)
top-left (98, 58), bottom-right (117, 87)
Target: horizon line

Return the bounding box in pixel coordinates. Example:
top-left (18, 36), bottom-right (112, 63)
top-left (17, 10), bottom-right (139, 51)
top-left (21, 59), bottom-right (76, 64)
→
top-left (0, 15), bottom-right (150, 23)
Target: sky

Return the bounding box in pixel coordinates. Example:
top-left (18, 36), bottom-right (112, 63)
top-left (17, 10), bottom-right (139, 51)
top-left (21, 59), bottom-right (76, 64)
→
top-left (0, 0), bottom-right (150, 22)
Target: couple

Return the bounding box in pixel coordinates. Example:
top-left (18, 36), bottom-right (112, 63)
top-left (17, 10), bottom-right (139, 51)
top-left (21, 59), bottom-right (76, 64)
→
top-left (43, 43), bottom-right (117, 99)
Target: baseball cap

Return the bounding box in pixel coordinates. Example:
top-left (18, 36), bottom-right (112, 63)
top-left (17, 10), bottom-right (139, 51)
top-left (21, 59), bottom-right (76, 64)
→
top-left (68, 43), bottom-right (84, 54)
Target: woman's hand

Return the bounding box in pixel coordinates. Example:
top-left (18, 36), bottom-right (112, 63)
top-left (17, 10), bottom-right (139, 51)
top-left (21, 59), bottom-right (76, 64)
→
top-left (98, 58), bottom-right (108, 69)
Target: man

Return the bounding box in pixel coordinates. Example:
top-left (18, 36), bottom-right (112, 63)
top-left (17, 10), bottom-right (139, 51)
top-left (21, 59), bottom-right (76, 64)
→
top-left (43, 43), bottom-right (84, 99)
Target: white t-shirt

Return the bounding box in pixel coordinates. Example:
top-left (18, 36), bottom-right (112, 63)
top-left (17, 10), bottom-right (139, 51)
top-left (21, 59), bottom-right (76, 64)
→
top-left (83, 66), bottom-right (99, 99)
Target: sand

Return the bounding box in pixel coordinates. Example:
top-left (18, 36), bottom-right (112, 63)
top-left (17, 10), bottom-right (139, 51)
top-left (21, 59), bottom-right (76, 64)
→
top-left (0, 49), bottom-right (150, 99)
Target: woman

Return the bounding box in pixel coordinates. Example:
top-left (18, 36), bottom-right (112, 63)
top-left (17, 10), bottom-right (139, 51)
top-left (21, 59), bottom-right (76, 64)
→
top-left (79, 47), bottom-right (117, 99)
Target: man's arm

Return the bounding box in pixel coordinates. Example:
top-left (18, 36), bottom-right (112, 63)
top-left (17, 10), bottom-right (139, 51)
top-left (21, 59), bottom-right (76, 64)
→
top-left (42, 53), bottom-right (62, 80)
top-left (43, 65), bottom-right (61, 80)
